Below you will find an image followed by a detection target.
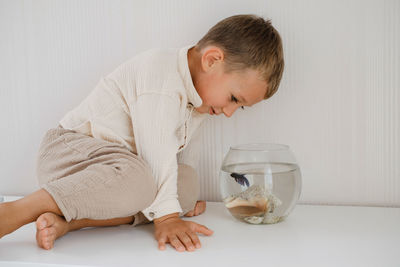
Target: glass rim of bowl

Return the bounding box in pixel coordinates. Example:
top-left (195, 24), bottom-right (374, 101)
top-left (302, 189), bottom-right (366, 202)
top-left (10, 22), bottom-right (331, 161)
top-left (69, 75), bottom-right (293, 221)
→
top-left (230, 143), bottom-right (290, 151)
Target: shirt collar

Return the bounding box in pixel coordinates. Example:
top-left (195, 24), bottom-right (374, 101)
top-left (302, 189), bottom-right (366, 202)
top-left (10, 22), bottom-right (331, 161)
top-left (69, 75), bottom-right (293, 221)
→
top-left (178, 45), bottom-right (203, 108)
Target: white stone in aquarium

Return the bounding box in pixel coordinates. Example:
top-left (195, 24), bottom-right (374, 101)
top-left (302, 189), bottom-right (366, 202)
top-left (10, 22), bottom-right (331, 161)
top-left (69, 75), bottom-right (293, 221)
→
top-left (244, 216), bottom-right (264, 224)
top-left (223, 185), bottom-right (283, 224)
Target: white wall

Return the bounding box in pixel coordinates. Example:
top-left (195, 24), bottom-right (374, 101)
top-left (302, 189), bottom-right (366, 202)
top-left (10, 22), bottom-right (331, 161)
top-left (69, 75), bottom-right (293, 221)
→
top-left (1, 0), bottom-right (399, 207)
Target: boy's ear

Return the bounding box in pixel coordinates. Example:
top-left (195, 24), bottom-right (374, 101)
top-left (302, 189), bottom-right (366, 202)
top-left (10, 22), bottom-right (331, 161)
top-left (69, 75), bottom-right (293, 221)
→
top-left (200, 46), bottom-right (225, 72)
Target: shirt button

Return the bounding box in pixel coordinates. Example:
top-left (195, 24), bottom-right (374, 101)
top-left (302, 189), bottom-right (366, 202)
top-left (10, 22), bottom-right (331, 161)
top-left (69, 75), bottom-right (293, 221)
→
top-left (149, 212), bottom-right (155, 218)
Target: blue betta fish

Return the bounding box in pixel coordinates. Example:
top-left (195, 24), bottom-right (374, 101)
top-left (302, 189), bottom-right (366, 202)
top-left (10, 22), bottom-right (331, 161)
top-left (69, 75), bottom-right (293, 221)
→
top-left (230, 172), bottom-right (250, 187)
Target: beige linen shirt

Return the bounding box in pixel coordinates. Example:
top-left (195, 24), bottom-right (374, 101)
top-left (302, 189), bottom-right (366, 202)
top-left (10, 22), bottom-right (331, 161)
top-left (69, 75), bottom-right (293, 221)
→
top-left (59, 45), bottom-right (207, 221)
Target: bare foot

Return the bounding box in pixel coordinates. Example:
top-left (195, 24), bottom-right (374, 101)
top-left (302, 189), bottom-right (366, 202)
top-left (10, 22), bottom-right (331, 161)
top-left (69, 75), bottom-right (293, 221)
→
top-left (184, 201), bottom-right (206, 217)
top-left (1, 189), bottom-right (64, 239)
top-left (36, 212), bottom-right (70, 250)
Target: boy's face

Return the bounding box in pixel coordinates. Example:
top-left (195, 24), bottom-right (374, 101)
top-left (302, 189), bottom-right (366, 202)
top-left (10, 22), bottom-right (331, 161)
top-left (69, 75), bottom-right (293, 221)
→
top-left (189, 46), bottom-right (267, 117)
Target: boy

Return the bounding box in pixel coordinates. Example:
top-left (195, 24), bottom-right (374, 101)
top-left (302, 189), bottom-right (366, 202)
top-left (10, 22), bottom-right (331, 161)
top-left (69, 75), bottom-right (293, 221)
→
top-left (0, 14), bottom-right (284, 252)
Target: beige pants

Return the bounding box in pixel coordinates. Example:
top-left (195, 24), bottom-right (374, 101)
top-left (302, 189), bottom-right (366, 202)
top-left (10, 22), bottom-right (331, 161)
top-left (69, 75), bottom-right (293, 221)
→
top-left (36, 126), bottom-right (200, 227)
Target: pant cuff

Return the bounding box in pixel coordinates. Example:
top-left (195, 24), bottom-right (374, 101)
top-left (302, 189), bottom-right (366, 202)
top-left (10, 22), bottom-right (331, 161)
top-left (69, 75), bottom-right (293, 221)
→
top-left (41, 184), bottom-right (74, 222)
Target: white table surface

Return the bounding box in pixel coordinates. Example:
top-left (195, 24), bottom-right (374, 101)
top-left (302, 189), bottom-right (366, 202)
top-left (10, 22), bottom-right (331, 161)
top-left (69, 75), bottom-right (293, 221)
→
top-left (0, 196), bottom-right (399, 267)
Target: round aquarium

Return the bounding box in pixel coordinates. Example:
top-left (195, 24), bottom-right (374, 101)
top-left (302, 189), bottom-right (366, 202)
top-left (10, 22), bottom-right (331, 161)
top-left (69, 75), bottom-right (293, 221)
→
top-left (220, 143), bottom-right (302, 224)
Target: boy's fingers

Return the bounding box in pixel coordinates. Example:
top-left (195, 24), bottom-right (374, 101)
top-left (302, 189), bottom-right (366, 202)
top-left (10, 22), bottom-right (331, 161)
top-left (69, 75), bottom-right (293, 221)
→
top-left (177, 232), bottom-right (195, 251)
top-left (186, 231), bottom-right (202, 248)
top-left (169, 235), bottom-right (185, 252)
top-left (193, 223), bottom-right (214, 236)
top-left (158, 237), bottom-right (167, 250)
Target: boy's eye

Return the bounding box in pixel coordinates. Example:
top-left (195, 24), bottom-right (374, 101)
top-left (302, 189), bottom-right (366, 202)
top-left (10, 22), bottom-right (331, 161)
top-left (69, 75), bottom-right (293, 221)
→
top-left (231, 95), bottom-right (238, 103)
top-left (231, 95), bottom-right (245, 110)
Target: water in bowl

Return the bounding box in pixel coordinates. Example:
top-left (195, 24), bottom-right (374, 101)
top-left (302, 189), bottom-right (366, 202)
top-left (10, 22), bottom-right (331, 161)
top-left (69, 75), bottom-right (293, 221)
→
top-left (220, 162), bottom-right (301, 224)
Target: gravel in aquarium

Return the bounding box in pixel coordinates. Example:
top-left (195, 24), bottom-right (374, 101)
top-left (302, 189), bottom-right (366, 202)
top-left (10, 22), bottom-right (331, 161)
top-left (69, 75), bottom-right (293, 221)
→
top-left (223, 184), bottom-right (282, 224)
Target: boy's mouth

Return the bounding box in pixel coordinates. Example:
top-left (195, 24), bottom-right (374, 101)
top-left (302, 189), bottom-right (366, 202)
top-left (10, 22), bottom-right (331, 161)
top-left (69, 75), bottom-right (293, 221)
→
top-left (209, 107), bottom-right (215, 115)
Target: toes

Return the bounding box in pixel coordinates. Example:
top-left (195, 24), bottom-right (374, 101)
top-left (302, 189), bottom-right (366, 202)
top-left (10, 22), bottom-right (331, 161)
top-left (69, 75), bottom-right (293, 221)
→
top-left (194, 201), bottom-right (206, 215)
top-left (42, 240), bottom-right (53, 250)
top-left (35, 214), bottom-right (58, 250)
top-left (38, 231), bottom-right (56, 250)
top-left (40, 227), bottom-right (56, 237)
top-left (184, 210), bottom-right (194, 217)
top-left (36, 213), bottom-right (55, 230)
top-left (35, 212), bottom-right (69, 250)
top-left (37, 235), bottom-right (53, 250)
top-left (39, 229), bottom-right (56, 243)
top-left (185, 201), bottom-right (206, 217)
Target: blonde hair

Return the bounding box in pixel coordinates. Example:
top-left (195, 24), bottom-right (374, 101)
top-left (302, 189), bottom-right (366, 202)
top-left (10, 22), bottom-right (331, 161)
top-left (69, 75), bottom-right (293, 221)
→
top-left (196, 14), bottom-right (284, 99)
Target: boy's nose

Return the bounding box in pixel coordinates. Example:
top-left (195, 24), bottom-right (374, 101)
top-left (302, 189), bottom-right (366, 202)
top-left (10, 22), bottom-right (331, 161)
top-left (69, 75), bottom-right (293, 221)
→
top-left (223, 105), bottom-right (239, 117)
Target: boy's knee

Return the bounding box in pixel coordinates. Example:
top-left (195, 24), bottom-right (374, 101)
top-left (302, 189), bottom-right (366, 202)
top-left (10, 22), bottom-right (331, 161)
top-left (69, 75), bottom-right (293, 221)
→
top-left (177, 164), bottom-right (200, 215)
top-left (35, 126), bottom-right (68, 185)
top-left (118, 157), bottom-right (158, 209)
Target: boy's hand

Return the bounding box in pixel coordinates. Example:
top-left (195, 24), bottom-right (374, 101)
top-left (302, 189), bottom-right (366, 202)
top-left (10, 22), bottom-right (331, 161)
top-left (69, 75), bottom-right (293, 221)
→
top-left (153, 212), bottom-right (214, 252)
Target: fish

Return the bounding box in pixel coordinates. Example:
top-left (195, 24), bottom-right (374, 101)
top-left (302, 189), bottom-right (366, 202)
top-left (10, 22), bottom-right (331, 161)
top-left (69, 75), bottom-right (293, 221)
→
top-left (230, 172), bottom-right (250, 187)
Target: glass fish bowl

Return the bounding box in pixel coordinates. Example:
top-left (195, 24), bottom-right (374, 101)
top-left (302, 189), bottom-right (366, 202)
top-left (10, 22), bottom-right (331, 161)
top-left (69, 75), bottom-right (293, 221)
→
top-left (220, 143), bottom-right (302, 224)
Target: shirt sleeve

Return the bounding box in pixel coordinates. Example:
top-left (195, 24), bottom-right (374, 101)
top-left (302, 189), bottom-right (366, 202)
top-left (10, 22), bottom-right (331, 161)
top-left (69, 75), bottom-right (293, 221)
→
top-left (131, 93), bottom-right (183, 221)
